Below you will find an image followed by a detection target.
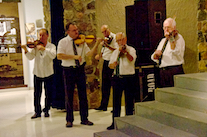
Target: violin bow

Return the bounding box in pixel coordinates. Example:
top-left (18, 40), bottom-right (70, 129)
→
top-left (25, 24), bottom-right (36, 41)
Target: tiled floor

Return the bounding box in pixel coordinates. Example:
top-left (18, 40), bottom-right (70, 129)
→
top-left (0, 87), bottom-right (125, 137)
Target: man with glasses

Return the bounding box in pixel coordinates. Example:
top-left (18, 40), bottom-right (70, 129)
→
top-left (151, 18), bottom-right (185, 87)
top-left (107, 32), bottom-right (137, 130)
top-left (57, 22), bottom-right (99, 128)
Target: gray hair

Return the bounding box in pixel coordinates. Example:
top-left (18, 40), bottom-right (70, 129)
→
top-left (164, 18), bottom-right (176, 28)
top-left (116, 32), bottom-right (126, 38)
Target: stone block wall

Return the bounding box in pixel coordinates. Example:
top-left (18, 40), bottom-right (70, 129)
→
top-left (197, 0), bottom-right (207, 72)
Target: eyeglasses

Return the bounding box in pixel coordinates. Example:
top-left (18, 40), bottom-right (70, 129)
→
top-left (69, 29), bottom-right (78, 32)
top-left (101, 29), bottom-right (108, 34)
top-left (163, 26), bottom-right (173, 30)
top-left (116, 38), bottom-right (124, 43)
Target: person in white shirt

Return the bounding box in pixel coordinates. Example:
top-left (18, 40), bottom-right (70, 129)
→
top-left (21, 28), bottom-right (56, 119)
top-left (107, 32), bottom-right (137, 130)
top-left (151, 18), bottom-right (185, 87)
top-left (95, 25), bottom-right (118, 111)
top-left (57, 22), bottom-right (99, 128)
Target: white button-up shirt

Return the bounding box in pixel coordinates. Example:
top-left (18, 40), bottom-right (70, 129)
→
top-left (25, 42), bottom-right (56, 78)
top-left (57, 35), bottom-right (90, 67)
top-left (151, 34), bottom-right (185, 68)
top-left (109, 44), bottom-right (137, 75)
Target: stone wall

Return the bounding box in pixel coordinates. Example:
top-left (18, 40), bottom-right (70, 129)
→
top-left (197, 0), bottom-right (207, 72)
top-left (63, 0), bottom-right (100, 110)
top-left (42, 0), bottom-right (51, 42)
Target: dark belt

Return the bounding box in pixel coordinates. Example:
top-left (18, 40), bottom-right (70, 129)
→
top-left (63, 62), bottom-right (86, 69)
top-left (160, 65), bottom-right (182, 70)
top-left (113, 74), bottom-right (135, 78)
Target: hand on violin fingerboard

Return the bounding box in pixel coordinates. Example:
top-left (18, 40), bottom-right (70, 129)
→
top-left (119, 45), bottom-right (126, 53)
top-left (21, 44), bottom-right (27, 50)
top-left (21, 45), bottom-right (28, 53)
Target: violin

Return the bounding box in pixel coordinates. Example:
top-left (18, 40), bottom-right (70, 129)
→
top-left (74, 34), bottom-right (95, 45)
top-left (168, 29), bottom-right (178, 43)
top-left (101, 35), bottom-right (116, 51)
top-left (27, 40), bottom-right (43, 48)
top-left (102, 35), bottom-right (113, 47)
top-left (158, 29), bottom-right (179, 65)
top-left (169, 29), bottom-right (178, 38)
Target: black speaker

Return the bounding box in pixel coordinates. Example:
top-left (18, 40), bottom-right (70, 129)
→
top-left (126, 0), bottom-right (166, 66)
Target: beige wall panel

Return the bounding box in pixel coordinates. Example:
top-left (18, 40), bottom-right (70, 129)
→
top-left (166, 0), bottom-right (199, 73)
top-left (96, 0), bottom-right (134, 37)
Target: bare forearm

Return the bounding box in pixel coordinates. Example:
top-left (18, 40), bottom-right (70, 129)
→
top-left (57, 53), bottom-right (75, 60)
top-left (87, 43), bottom-right (99, 57)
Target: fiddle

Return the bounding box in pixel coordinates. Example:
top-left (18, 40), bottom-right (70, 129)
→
top-left (157, 29), bottom-right (179, 65)
top-left (74, 34), bottom-right (95, 45)
top-left (101, 36), bottom-right (116, 51)
top-left (103, 35), bottom-right (113, 46)
top-left (27, 40), bottom-right (44, 48)
top-left (168, 29), bottom-right (178, 43)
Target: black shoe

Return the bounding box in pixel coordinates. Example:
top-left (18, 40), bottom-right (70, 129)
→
top-left (95, 107), bottom-right (107, 111)
top-left (43, 108), bottom-right (46, 112)
top-left (103, 108), bottom-right (107, 111)
top-left (95, 106), bottom-right (103, 110)
top-left (81, 120), bottom-right (94, 126)
top-left (111, 110), bottom-right (113, 113)
top-left (44, 112), bottom-right (50, 117)
top-left (66, 121), bottom-right (73, 128)
top-left (107, 124), bottom-right (114, 130)
top-left (31, 113), bottom-right (41, 119)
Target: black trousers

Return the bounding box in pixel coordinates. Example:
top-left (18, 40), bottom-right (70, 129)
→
top-left (159, 65), bottom-right (184, 87)
top-left (100, 60), bottom-right (114, 109)
top-left (34, 75), bottom-right (53, 114)
top-left (63, 65), bottom-right (88, 122)
top-left (111, 75), bottom-right (135, 123)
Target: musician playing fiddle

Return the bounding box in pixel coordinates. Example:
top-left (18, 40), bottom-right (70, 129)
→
top-left (107, 32), bottom-right (137, 130)
top-left (151, 17), bottom-right (185, 88)
top-left (95, 25), bottom-right (119, 112)
top-left (21, 28), bottom-right (56, 119)
top-left (57, 22), bottom-right (99, 128)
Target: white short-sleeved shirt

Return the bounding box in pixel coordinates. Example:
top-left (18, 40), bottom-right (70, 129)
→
top-left (151, 34), bottom-right (185, 68)
top-left (57, 35), bottom-right (90, 67)
top-left (109, 45), bottom-right (137, 75)
top-left (25, 42), bottom-right (56, 78)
